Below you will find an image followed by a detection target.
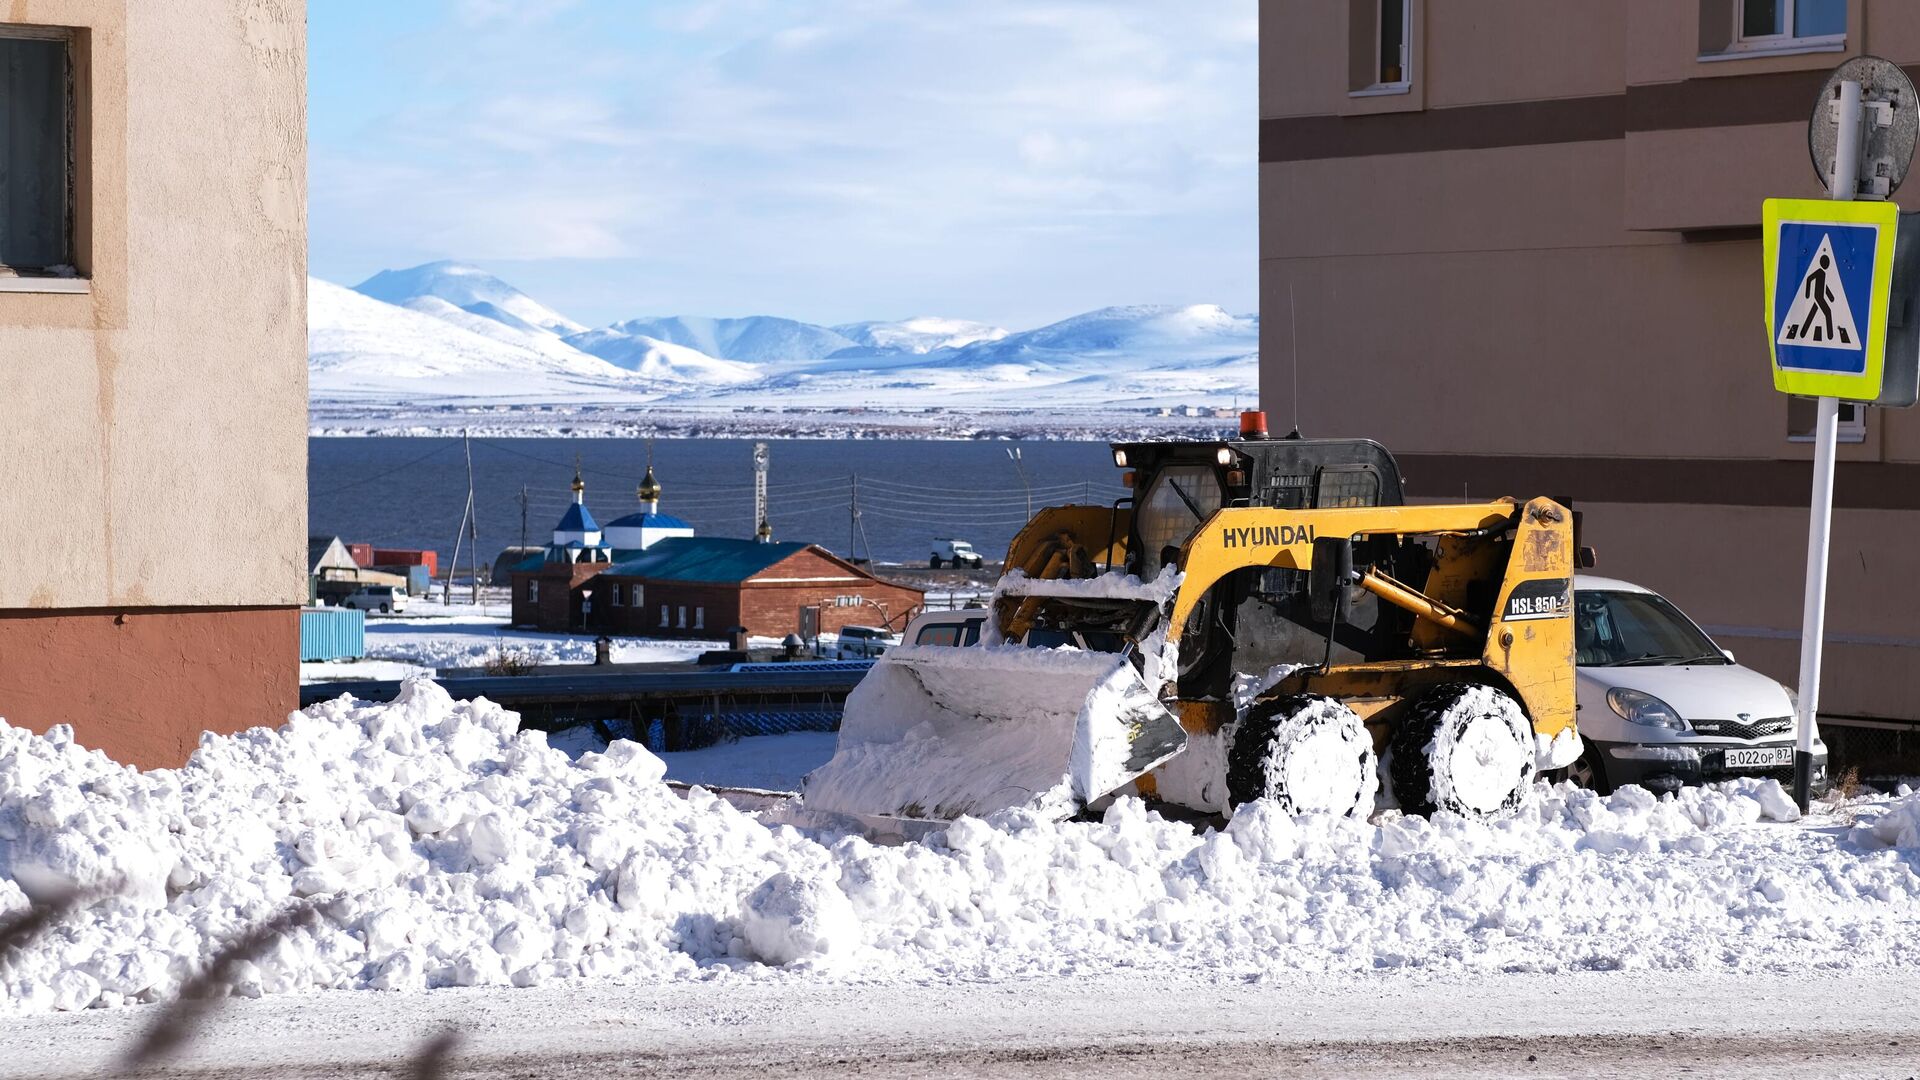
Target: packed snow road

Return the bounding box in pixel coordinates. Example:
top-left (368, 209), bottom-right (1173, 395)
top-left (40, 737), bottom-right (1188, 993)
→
top-left (7, 970), bottom-right (1920, 1078)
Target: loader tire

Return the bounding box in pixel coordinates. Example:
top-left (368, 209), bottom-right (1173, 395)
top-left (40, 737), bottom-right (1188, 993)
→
top-left (1389, 684), bottom-right (1537, 818)
top-left (1226, 695), bottom-right (1378, 817)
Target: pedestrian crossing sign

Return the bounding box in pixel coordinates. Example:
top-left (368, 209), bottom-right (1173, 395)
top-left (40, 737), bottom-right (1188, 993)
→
top-left (1764, 198), bottom-right (1898, 400)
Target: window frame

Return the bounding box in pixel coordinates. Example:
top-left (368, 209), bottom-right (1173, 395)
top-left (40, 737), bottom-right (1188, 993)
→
top-left (1705, 0), bottom-right (1846, 60)
top-left (0, 24), bottom-right (80, 283)
top-left (1349, 0), bottom-right (1412, 98)
top-left (527, 579), bottom-right (540, 603)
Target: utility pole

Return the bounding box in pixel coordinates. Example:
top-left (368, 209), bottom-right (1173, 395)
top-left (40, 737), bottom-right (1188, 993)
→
top-left (753, 442), bottom-right (771, 542)
top-left (465, 431), bottom-right (480, 604)
top-left (1006, 446), bottom-right (1031, 519)
top-left (518, 485), bottom-right (529, 553)
top-left (849, 474), bottom-right (859, 558)
top-left (444, 433), bottom-right (472, 606)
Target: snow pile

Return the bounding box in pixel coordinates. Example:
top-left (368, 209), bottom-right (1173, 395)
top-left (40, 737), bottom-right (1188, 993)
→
top-left (4, 682), bottom-right (1920, 1016)
top-left (737, 872), bottom-right (858, 966)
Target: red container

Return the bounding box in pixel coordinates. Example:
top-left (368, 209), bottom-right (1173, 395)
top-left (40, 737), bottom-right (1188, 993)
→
top-left (346, 543), bottom-right (374, 568)
top-left (372, 549), bottom-right (439, 577)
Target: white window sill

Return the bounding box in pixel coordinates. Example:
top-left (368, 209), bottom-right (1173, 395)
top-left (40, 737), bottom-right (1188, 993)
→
top-left (1699, 39), bottom-right (1845, 63)
top-left (0, 276), bottom-right (90, 294)
top-left (1789, 431), bottom-right (1867, 445)
top-left (1348, 82), bottom-right (1412, 98)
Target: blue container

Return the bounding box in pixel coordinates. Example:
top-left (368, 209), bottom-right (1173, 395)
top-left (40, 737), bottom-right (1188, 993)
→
top-left (406, 565), bottom-right (431, 596)
top-left (300, 607), bottom-right (366, 662)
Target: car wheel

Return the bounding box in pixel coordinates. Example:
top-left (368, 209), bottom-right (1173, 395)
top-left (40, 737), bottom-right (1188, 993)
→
top-left (929, 556), bottom-right (943, 569)
top-left (1565, 738), bottom-right (1613, 795)
top-left (1225, 694), bottom-right (1378, 817)
top-left (1389, 683), bottom-right (1538, 818)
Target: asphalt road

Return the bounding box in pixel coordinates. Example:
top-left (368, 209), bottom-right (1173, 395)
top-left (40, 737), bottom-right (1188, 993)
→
top-left (9, 969), bottom-right (1920, 1079)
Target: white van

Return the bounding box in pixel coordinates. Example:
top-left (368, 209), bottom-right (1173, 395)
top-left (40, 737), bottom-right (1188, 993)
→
top-left (830, 625), bottom-right (900, 660)
top-left (341, 584), bottom-right (407, 614)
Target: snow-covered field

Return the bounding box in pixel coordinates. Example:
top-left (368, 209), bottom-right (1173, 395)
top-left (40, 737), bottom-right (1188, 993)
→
top-left (357, 611), bottom-right (718, 672)
top-left (4, 678), bottom-right (1920, 1019)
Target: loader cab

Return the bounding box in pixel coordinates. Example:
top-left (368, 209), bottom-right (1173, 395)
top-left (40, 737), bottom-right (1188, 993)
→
top-left (1113, 437), bottom-right (1411, 702)
top-left (1114, 437), bottom-right (1405, 581)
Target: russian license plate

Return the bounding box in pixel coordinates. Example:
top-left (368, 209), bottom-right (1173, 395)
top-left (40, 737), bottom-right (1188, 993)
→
top-left (1723, 746), bottom-right (1793, 770)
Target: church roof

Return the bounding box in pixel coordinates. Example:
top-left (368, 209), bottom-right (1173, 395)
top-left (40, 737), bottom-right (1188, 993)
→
top-left (605, 537), bottom-right (807, 583)
top-left (556, 502), bottom-right (599, 533)
top-left (605, 510), bottom-right (692, 531)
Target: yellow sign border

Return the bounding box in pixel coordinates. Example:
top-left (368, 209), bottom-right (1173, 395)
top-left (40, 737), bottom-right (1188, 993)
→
top-left (1762, 197), bottom-right (1898, 401)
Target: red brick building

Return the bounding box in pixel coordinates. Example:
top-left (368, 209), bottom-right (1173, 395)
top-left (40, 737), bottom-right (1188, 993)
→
top-left (511, 538), bottom-right (923, 639)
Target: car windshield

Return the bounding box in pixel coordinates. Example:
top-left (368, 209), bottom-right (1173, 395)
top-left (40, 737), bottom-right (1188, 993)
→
top-left (1575, 590), bottom-right (1726, 667)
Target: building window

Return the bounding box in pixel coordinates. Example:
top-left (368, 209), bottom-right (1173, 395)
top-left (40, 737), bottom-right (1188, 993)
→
top-left (694, 607), bottom-right (704, 630)
top-left (1700, 0), bottom-right (1845, 58)
top-left (1787, 397), bottom-right (1867, 444)
top-left (677, 606), bottom-right (687, 629)
top-left (1349, 0), bottom-right (1410, 96)
top-left (0, 27), bottom-right (76, 278)
top-left (660, 604), bottom-right (669, 628)
top-left (609, 583), bottom-right (624, 606)
top-left (528, 580), bottom-right (540, 603)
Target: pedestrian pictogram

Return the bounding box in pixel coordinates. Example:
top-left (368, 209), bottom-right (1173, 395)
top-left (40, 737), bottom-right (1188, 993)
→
top-left (1762, 198), bottom-right (1897, 398)
top-left (1777, 235), bottom-right (1858, 349)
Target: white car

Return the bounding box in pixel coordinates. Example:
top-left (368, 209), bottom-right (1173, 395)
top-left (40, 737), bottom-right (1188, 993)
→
top-left (340, 584), bottom-right (407, 614)
top-left (1570, 575), bottom-right (1827, 796)
top-left (829, 625), bottom-right (900, 660)
top-left (930, 539), bottom-right (985, 570)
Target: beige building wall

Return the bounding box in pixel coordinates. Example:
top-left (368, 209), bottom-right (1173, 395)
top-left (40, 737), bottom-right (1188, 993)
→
top-left (1261, 1), bottom-right (1920, 724)
top-left (0, 0), bottom-right (307, 765)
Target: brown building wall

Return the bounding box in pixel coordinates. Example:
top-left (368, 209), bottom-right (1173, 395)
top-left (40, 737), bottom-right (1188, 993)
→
top-left (0, 1), bottom-right (306, 764)
top-left (1262, 1), bottom-right (1920, 721)
top-left (511, 564), bottom-right (609, 629)
top-left (0, 608), bottom-right (297, 769)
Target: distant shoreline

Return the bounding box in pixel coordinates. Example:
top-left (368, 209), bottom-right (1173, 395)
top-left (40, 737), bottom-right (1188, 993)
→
top-left (308, 403), bottom-right (1245, 441)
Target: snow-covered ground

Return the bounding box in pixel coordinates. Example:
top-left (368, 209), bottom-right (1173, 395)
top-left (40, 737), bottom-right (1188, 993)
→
top-left (356, 611), bottom-right (717, 672)
top-left (654, 732), bottom-right (838, 792)
top-left (9, 969), bottom-right (1920, 1078)
top-left (4, 679), bottom-right (1920, 1019)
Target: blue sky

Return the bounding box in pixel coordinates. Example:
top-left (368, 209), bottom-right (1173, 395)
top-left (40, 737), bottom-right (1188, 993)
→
top-left (307, 1), bottom-right (1256, 330)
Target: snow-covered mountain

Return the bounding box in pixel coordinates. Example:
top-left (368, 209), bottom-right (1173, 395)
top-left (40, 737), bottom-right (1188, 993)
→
top-left (579, 315), bottom-right (856, 365)
top-left (355, 261), bottom-right (586, 336)
top-left (309, 261), bottom-right (1257, 410)
top-left (562, 327), bottom-right (762, 384)
top-left (833, 316), bottom-right (1009, 354)
top-left (308, 279), bottom-right (647, 399)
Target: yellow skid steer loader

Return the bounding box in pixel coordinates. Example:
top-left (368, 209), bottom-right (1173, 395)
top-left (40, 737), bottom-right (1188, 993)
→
top-left (801, 421), bottom-right (1581, 834)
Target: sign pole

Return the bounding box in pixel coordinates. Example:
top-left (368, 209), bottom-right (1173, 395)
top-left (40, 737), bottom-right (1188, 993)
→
top-left (1793, 78), bottom-right (1864, 811)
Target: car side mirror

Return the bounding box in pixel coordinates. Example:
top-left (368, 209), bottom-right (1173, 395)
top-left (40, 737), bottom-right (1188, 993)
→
top-left (1308, 537), bottom-right (1354, 625)
top-left (1721, 647), bottom-right (1736, 663)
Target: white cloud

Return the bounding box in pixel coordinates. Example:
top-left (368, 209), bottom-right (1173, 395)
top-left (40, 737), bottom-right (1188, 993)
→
top-left (309, 0), bottom-right (1256, 327)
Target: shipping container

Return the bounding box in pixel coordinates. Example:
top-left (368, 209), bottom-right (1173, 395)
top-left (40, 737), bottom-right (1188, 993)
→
top-left (300, 606), bottom-right (366, 662)
top-left (346, 542), bottom-right (374, 568)
top-left (372, 548), bottom-right (439, 577)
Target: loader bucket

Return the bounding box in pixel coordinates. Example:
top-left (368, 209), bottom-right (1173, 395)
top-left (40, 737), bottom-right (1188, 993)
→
top-left (799, 644), bottom-right (1187, 827)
